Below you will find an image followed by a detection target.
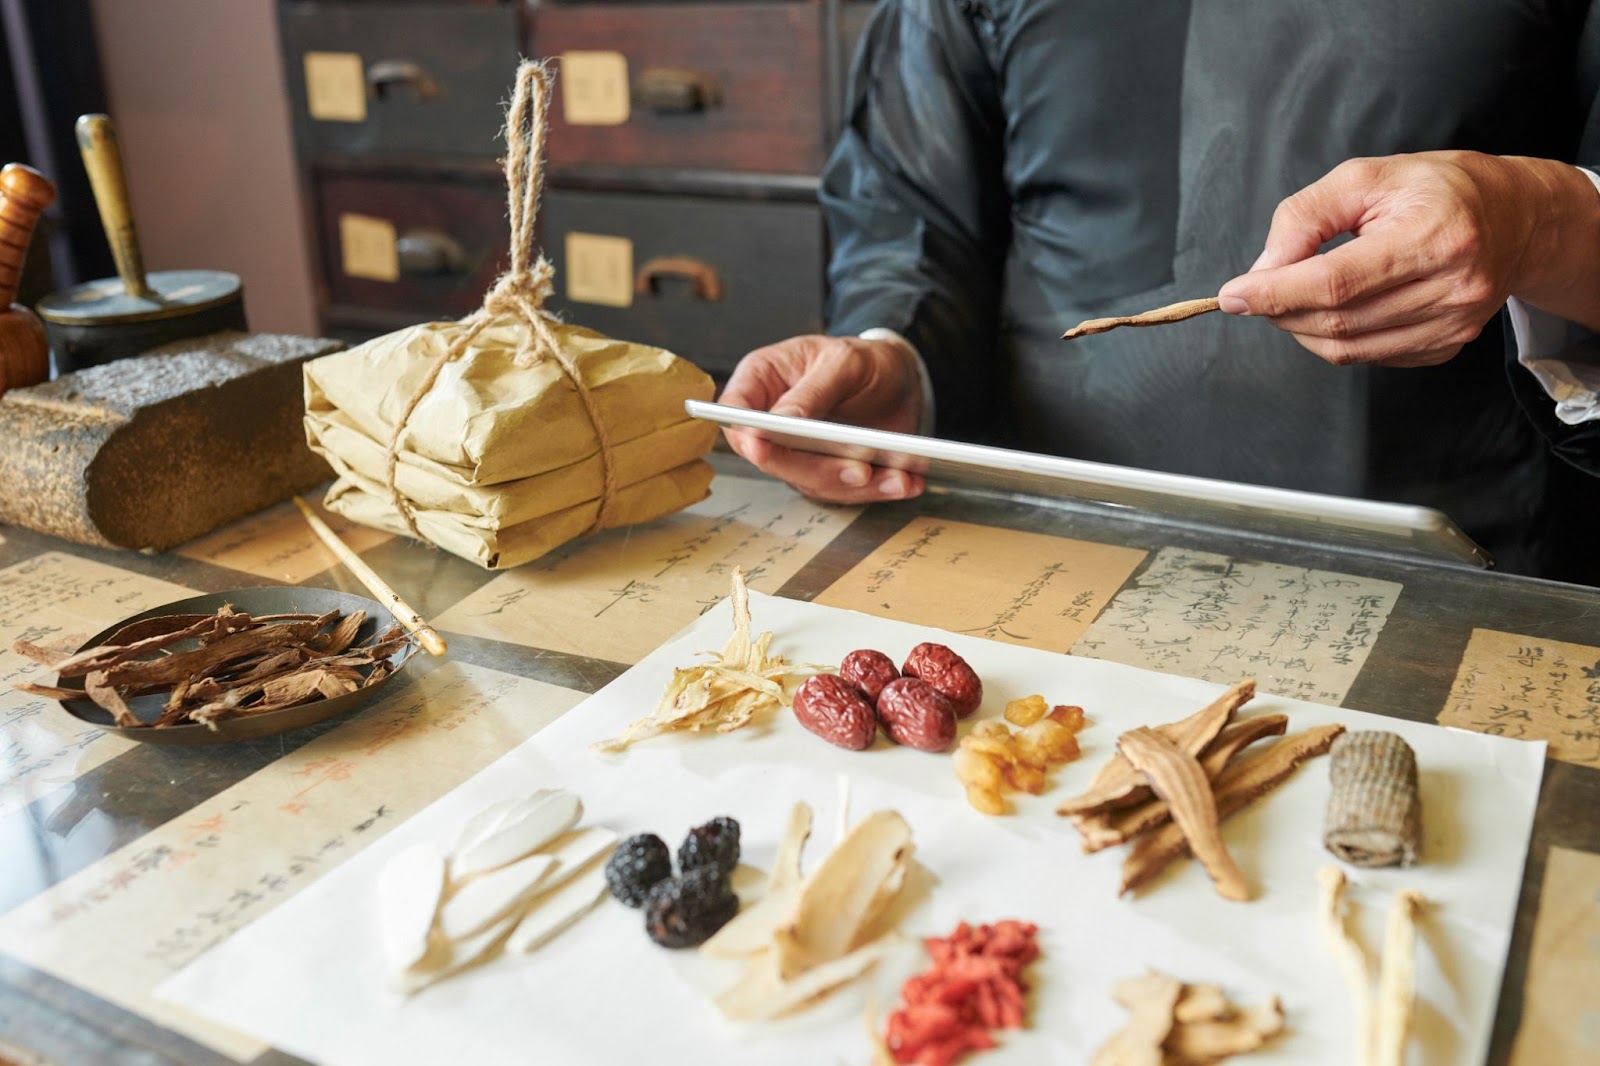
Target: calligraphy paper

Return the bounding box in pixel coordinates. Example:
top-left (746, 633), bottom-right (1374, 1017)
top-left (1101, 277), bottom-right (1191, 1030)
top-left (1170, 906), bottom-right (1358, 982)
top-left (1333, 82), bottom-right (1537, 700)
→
top-left (0, 553), bottom-right (194, 818)
top-left (160, 593), bottom-right (1542, 1066)
top-left (1511, 845), bottom-right (1600, 1065)
top-left (176, 496), bottom-right (392, 584)
top-left (0, 661), bottom-right (583, 1059)
top-left (1074, 546), bottom-right (1399, 705)
top-left (1438, 628), bottom-right (1600, 767)
top-left (814, 518), bottom-right (1145, 651)
top-left (434, 475), bottom-right (857, 663)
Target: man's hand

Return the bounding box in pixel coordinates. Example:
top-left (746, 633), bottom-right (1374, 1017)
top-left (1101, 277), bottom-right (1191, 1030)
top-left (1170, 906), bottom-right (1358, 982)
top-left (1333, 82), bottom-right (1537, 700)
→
top-left (1218, 151), bottom-right (1600, 367)
top-left (718, 334), bottom-right (926, 504)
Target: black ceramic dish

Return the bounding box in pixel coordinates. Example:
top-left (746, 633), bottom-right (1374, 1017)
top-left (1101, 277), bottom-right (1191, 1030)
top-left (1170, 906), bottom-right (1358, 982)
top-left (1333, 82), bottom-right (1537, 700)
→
top-left (50, 586), bottom-right (417, 747)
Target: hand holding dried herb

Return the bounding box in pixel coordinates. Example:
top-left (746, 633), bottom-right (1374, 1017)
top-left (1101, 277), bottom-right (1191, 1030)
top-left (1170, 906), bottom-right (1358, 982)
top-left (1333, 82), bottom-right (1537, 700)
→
top-left (14, 605), bottom-right (410, 729)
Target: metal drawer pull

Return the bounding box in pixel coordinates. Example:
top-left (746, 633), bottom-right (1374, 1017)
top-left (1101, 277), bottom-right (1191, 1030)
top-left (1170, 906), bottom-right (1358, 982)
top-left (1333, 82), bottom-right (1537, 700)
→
top-left (366, 60), bottom-right (440, 101)
top-left (634, 256), bottom-right (724, 301)
top-left (631, 68), bottom-right (722, 113)
top-left (396, 229), bottom-right (466, 276)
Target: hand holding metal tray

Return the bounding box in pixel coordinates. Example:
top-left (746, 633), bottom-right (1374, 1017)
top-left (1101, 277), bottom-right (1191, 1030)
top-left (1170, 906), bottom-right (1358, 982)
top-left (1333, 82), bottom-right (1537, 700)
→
top-left (686, 399), bottom-right (1491, 569)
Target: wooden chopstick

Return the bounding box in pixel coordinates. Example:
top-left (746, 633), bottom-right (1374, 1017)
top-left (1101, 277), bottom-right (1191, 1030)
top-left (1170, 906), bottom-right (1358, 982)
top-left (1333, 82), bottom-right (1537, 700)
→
top-left (293, 496), bottom-right (449, 657)
top-left (1061, 297), bottom-right (1221, 339)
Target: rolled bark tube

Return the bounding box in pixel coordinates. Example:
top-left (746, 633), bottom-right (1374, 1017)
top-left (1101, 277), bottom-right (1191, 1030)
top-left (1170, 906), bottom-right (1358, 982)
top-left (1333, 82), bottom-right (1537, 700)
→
top-left (1323, 731), bottom-right (1421, 867)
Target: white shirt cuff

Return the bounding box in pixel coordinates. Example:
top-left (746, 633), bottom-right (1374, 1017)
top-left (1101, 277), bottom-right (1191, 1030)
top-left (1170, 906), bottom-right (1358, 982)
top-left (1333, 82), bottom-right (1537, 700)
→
top-left (1506, 166), bottom-right (1600, 426)
top-left (858, 327), bottom-right (937, 436)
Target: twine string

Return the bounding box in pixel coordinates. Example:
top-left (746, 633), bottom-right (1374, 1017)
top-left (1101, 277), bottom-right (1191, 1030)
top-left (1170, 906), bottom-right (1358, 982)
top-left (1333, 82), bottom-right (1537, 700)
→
top-left (382, 60), bottom-right (618, 542)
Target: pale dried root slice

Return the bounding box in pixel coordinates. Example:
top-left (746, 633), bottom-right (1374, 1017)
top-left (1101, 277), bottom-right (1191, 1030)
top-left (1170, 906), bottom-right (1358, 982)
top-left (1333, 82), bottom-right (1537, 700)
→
top-left (1093, 971), bottom-right (1183, 1066)
top-left (1120, 724), bottom-right (1345, 896)
top-left (1119, 727), bottom-right (1250, 902)
top-left (1057, 679), bottom-right (1255, 818)
top-left (504, 860), bottom-right (610, 954)
top-left (1079, 714), bottom-right (1289, 853)
top-left (772, 810), bottom-right (913, 980)
top-left (1317, 866), bottom-right (1372, 1064)
top-left (701, 802), bottom-right (815, 958)
top-left (1372, 889), bottom-right (1426, 1066)
top-left (717, 935), bottom-right (897, 1022)
top-left (1062, 297), bottom-right (1221, 339)
top-left (439, 852), bottom-right (557, 940)
top-left (1173, 982), bottom-right (1230, 1024)
top-left (378, 843), bottom-right (447, 974)
top-left (591, 568), bottom-right (811, 753)
top-left (450, 789), bottom-right (582, 879)
top-left (1324, 730), bottom-right (1421, 868)
top-left (1163, 997), bottom-right (1284, 1062)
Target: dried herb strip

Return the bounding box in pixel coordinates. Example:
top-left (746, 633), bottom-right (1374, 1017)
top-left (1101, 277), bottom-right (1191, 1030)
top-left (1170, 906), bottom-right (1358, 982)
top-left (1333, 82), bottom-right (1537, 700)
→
top-left (1323, 731), bottom-right (1421, 868)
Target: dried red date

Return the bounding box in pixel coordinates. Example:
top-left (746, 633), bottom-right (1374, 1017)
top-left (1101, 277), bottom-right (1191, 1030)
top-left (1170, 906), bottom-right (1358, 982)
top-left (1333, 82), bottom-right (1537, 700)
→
top-left (902, 642), bottom-right (983, 718)
top-left (876, 678), bottom-right (958, 752)
top-left (792, 674), bottom-right (878, 751)
top-left (839, 649), bottom-right (899, 705)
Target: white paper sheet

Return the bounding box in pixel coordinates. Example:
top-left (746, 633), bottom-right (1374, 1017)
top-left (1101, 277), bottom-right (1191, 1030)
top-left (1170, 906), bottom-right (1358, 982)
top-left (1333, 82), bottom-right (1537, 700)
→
top-left (160, 594), bottom-right (1545, 1066)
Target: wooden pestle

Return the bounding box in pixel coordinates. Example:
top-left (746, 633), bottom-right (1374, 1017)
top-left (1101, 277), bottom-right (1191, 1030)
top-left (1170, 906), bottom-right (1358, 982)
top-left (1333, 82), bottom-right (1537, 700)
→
top-left (0, 162), bottom-right (57, 394)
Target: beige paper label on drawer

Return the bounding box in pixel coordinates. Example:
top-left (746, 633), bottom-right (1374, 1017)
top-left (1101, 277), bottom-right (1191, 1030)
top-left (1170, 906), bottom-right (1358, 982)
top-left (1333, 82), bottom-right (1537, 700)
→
top-left (816, 517), bottom-right (1146, 653)
top-left (303, 51), bottom-right (367, 123)
top-left (1439, 628), bottom-right (1600, 767)
top-left (560, 51), bottom-right (630, 126)
top-left (565, 231), bottom-right (634, 308)
top-left (339, 213), bottom-right (399, 282)
top-left (1510, 845), bottom-right (1600, 1065)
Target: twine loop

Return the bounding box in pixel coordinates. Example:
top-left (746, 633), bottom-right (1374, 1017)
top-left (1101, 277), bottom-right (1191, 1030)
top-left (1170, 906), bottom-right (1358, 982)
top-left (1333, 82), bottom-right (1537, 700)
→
top-left (382, 61), bottom-right (617, 545)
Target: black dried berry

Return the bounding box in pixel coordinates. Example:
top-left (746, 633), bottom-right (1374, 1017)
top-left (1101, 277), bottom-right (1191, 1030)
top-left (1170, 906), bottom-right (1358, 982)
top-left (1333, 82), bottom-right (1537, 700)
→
top-left (604, 833), bottom-right (672, 908)
top-left (644, 866), bottom-right (739, 948)
top-left (677, 815), bottom-right (740, 878)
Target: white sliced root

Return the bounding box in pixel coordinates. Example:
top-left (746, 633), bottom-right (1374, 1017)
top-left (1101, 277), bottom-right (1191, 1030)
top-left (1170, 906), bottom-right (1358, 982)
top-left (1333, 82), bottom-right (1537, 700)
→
top-left (1373, 890), bottom-right (1426, 1066)
top-left (836, 772), bottom-right (852, 843)
top-left (394, 903), bottom-right (525, 995)
top-left (438, 852), bottom-right (558, 941)
top-left (716, 936), bottom-right (897, 1022)
top-left (505, 861), bottom-right (609, 954)
top-left (1318, 866), bottom-right (1373, 1065)
top-left (377, 843), bottom-right (446, 974)
top-left (701, 803), bottom-right (814, 958)
top-left (772, 810), bottom-right (914, 981)
top-left (451, 795), bottom-right (537, 857)
top-left (450, 790), bottom-right (582, 880)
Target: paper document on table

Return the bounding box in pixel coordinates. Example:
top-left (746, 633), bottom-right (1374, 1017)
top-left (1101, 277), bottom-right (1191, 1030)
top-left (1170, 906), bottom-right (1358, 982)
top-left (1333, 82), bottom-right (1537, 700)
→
top-left (176, 495), bottom-right (392, 583)
top-left (0, 553), bottom-right (194, 818)
top-left (814, 517), bottom-right (1145, 651)
top-left (0, 660), bottom-right (583, 1060)
top-left (1074, 546), bottom-right (1399, 705)
top-left (1438, 628), bottom-right (1600, 767)
top-left (1511, 845), bottom-right (1600, 1065)
top-left (434, 475), bottom-right (857, 663)
top-left (160, 594), bottom-right (1542, 1066)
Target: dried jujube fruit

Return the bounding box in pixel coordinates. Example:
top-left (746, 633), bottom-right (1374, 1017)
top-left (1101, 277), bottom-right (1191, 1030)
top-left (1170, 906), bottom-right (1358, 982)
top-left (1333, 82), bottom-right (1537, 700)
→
top-left (877, 677), bottom-right (958, 752)
top-left (793, 673), bottom-right (878, 750)
top-left (839, 648), bottom-right (900, 705)
top-left (902, 642), bottom-right (984, 717)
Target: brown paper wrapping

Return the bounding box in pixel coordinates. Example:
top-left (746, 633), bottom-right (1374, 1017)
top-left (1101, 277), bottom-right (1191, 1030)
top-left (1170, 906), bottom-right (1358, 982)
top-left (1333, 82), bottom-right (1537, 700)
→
top-left (302, 316), bottom-right (716, 569)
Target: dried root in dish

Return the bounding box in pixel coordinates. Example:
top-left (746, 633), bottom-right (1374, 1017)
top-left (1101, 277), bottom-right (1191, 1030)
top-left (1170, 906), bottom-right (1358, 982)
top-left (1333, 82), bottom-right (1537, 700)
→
top-left (591, 567), bottom-right (813, 753)
top-left (954, 701), bottom-right (1087, 814)
top-left (1056, 679), bottom-right (1344, 900)
top-left (1091, 969), bottom-right (1284, 1065)
top-left (14, 606), bottom-right (410, 729)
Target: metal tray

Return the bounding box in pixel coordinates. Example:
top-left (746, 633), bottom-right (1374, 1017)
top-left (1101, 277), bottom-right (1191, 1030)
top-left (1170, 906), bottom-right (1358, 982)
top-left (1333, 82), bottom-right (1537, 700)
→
top-left (50, 586), bottom-right (417, 746)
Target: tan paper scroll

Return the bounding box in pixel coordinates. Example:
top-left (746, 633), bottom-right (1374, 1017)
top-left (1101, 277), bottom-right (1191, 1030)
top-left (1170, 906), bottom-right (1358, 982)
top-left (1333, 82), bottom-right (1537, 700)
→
top-left (1439, 628), bottom-right (1600, 767)
top-left (815, 517), bottom-right (1145, 652)
top-left (1510, 845), bottom-right (1600, 1065)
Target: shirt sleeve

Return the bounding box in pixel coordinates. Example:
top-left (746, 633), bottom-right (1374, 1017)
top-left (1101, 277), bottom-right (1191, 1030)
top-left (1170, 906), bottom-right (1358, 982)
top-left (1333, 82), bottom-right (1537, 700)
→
top-left (820, 0), bottom-right (1010, 442)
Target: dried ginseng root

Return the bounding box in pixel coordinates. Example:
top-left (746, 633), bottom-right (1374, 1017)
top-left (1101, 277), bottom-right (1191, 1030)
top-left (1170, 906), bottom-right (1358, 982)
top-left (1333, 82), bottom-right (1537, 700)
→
top-left (1317, 866), bottom-right (1427, 1066)
top-left (882, 920), bottom-right (1039, 1066)
top-left (1323, 731), bottom-right (1421, 868)
top-left (953, 703), bottom-right (1086, 815)
top-left (591, 567), bottom-right (815, 753)
top-left (13, 606), bottom-right (410, 729)
top-left (1091, 969), bottom-right (1283, 1065)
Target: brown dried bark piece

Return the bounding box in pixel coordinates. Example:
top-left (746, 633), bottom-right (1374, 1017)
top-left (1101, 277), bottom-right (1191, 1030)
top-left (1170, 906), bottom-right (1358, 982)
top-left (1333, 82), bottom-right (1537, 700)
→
top-left (1118, 727), bottom-right (1250, 902)
top-left (1062, 297), bottom-right (1221, 339)
top-left (84, 670), bottom-right (139, 728)
top-left (102, 612), bottom-right (337, 688)
top-left (1058, 680), bottom-right (1256, 818)
top-left (101, 613), bottom-right (213, 647)
top-left (1323, 731), bottom-right (1421, 868)
top-left (1078, 714), bottom-right (1289, 853)
top-left (313, 610), bottom-right (367, 655)
top-left (1121, 724), bottom-right (1346, 896)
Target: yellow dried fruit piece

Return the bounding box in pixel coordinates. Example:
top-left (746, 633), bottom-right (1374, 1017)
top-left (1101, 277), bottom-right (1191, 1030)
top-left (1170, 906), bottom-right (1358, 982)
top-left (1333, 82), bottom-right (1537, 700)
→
top-left (953, 745), bottom-right (1003, 792)
top-left (1004, 694), bottom-right (1049, 727)
top-left (965, 785), bottom-right (1007, 815)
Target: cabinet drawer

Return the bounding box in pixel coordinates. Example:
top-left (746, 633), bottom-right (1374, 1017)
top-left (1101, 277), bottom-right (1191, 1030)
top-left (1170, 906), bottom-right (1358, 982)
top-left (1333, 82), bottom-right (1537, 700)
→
top-left (543, 190), bottom-right (824, 374)
top-left (315, 171), bottom-right (508, 319)
top-left (281, 2), bottom-right (520, 159)
top-left (535, 2), bottom-right (826, 174)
